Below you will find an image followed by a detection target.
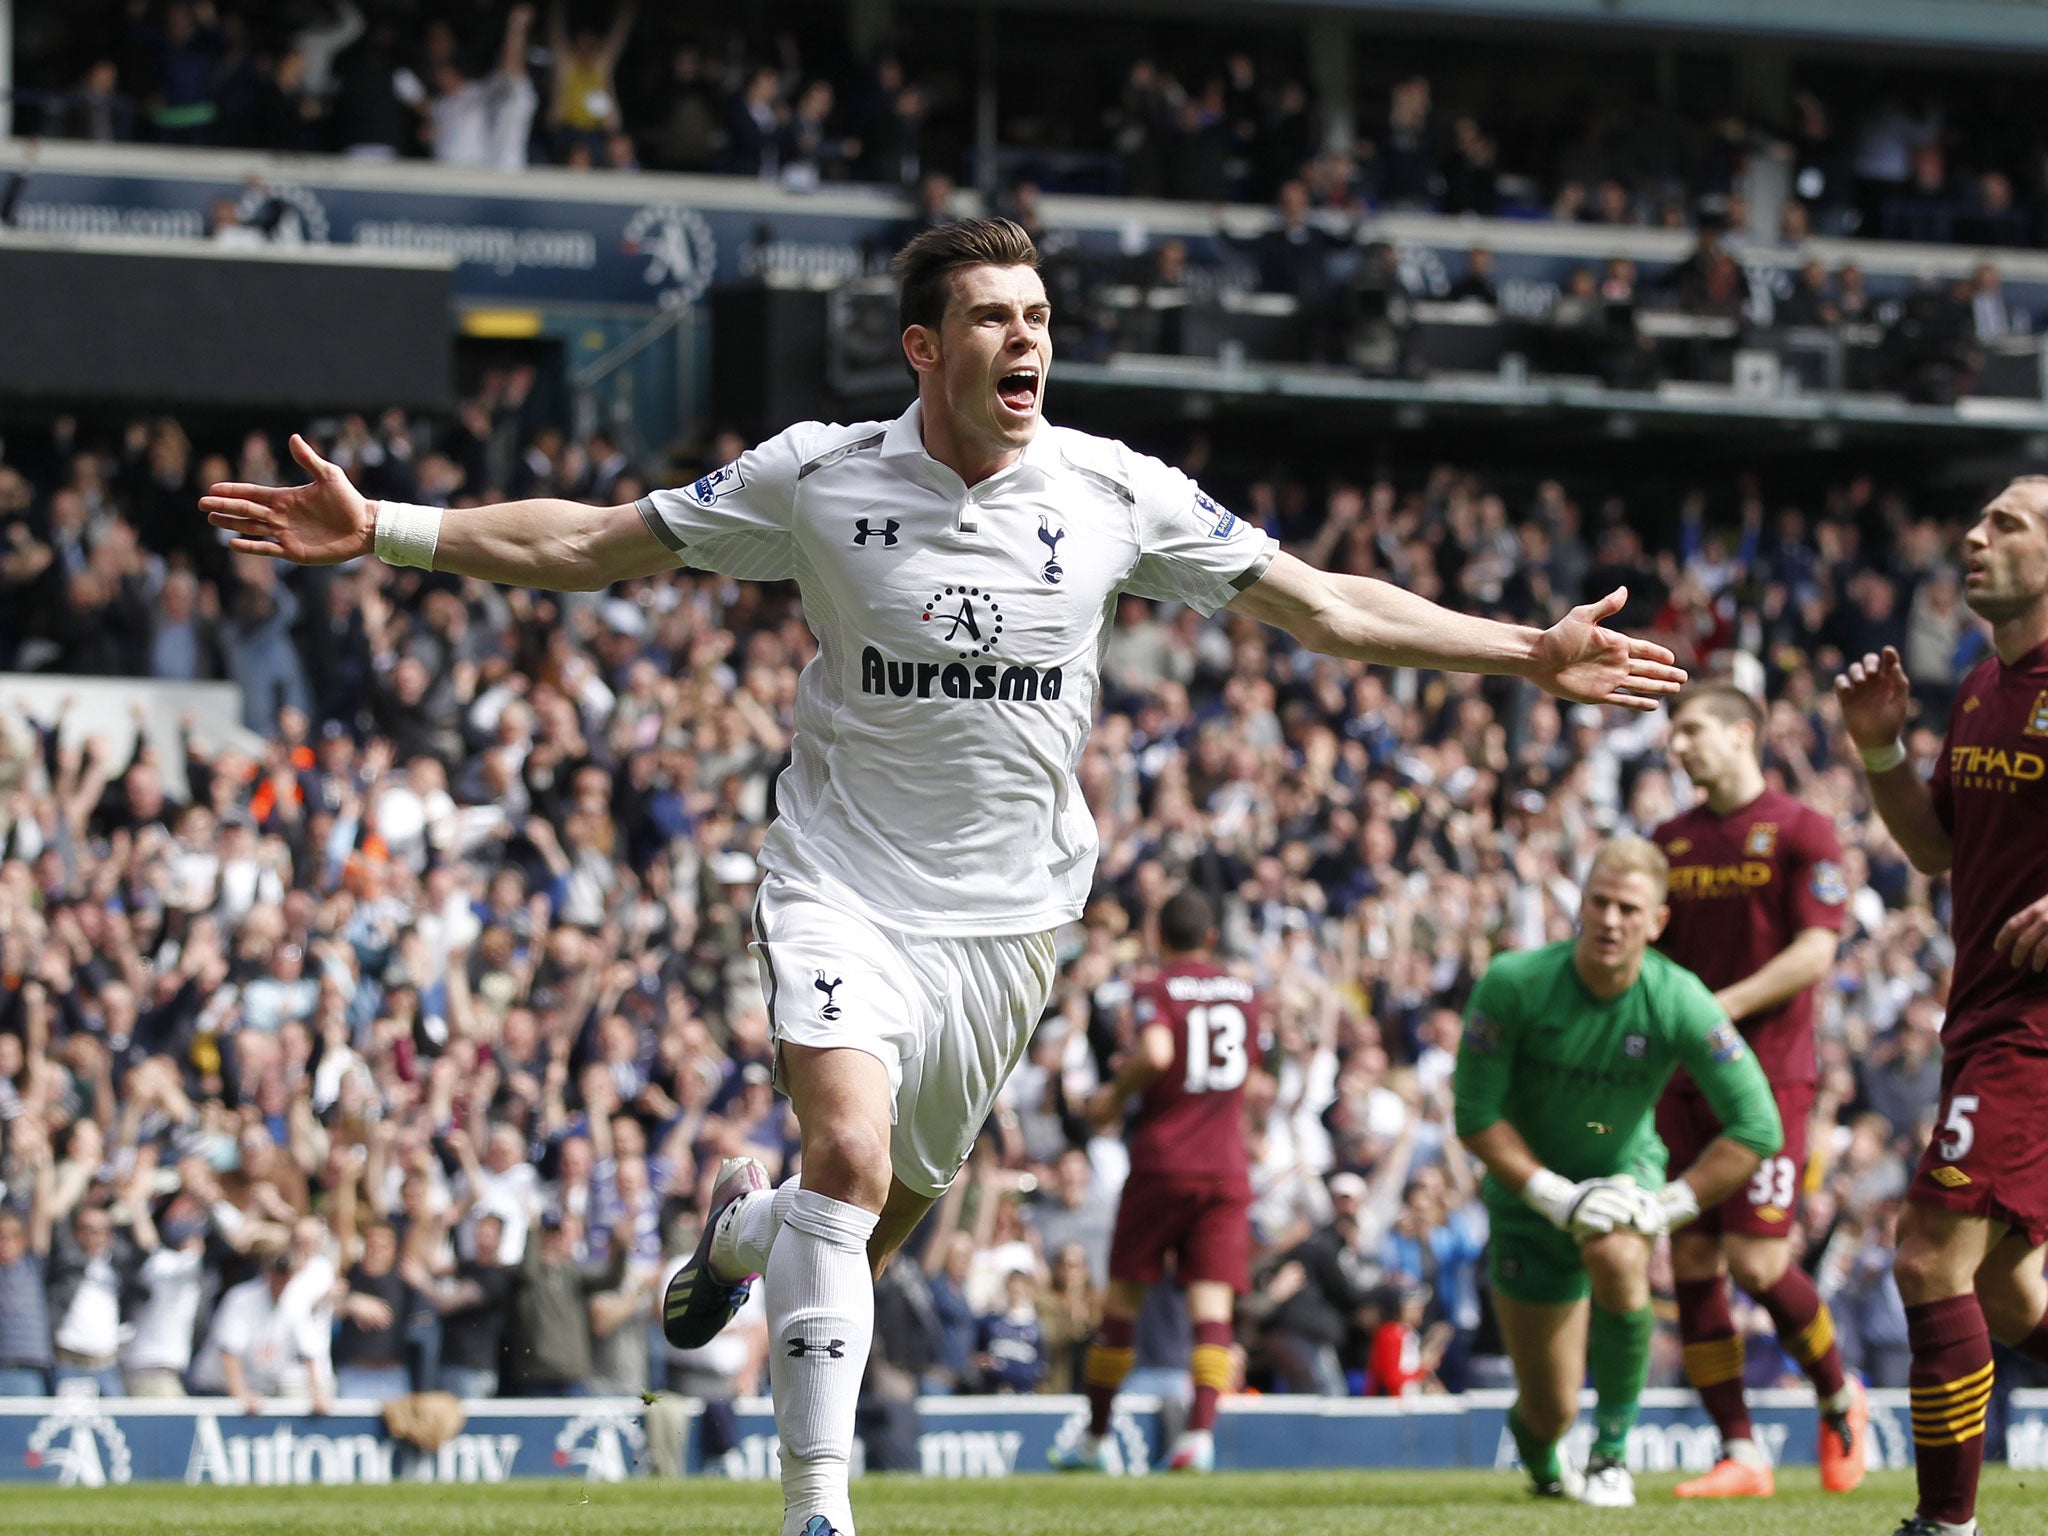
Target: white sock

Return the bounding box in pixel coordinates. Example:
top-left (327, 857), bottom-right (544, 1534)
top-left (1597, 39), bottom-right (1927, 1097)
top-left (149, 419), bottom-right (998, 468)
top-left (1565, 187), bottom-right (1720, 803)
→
top-left (718, 1179), bottom-right (799, 1278)
top-left (1724, 1436), bottom-right (1767, 1468)
top-left (1819, 1382), bottom-right (1857, 1415)
top-left (767, 1188), bottom-right (878, 1536)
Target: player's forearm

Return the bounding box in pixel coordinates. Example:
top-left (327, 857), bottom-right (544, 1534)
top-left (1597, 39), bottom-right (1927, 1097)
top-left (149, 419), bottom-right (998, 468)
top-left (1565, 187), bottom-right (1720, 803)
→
top-left (1678, 1135), bottom-right (1765, 1211)
top-left (376, 497), bottom-right (667, 591)
top-left (1459, 1121), bottom-right (1543, 1194)
top-left (1865, 761), bottom-right (1952, 875)
top-left (1311, 573), bottom-right (1543, 675)
top-left (1715, 927), bottom-right (1838, 1023)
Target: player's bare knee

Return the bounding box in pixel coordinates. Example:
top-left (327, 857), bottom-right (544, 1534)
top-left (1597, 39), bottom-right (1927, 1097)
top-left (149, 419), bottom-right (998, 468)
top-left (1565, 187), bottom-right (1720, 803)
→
top-left (1974, 1269), bottom-right (2038, 1342)
top-left (799, 1121), bottom-right (893, 1213)
top-left (1668, 1232), bottom-right (1727, 1284)
top-left (1892, 1229), bottom-right (1967, 1304)
top-left (1582, 1233), bottom-right (1651, 1310)
top-left (1726, 1243), bottom-right (1789, 1297)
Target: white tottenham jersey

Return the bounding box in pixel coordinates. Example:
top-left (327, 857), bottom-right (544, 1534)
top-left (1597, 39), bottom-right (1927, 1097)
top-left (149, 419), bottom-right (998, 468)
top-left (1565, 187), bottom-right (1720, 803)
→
top-left (638, 400), bottom-right (1279, 936)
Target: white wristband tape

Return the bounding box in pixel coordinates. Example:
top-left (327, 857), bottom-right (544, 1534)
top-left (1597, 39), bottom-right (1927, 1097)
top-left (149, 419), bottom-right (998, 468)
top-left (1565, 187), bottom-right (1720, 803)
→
top-left (1859, 739), bottom-right (1907, 774)
top-left (372, 501), bottom-right (443, 571)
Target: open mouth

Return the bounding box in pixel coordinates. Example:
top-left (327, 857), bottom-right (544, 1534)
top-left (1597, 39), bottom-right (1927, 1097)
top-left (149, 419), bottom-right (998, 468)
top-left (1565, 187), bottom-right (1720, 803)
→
top-left (996, 369), bottom-right (1040, 415)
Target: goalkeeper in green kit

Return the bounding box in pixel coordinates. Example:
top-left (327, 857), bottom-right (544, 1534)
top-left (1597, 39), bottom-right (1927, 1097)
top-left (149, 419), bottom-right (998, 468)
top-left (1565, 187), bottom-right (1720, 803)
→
top-left (1455, 836), bottom-right (1783, 1508)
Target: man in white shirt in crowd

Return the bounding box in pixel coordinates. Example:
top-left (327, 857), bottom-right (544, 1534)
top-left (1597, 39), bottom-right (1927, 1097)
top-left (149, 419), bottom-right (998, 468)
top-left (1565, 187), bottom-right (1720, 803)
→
top-left (48, 1201), bottom-right (147, 1396)
top-left (204, 216), bottom-right (1682, 1536)
top-left (122, 1191), bottom-right (213, 1395)
top-left (191, 1240), bottom-right (336, 1416)
top-left (426, 3), bottom-right (537, 174)
top-left (450, 1124), bottom-right (541, 1263)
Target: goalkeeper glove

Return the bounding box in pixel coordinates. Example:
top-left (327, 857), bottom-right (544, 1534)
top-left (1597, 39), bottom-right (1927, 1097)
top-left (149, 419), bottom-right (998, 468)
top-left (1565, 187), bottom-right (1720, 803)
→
top-left (1626, 1179), bottom-right (1701, 1236)
top-left (1521, 1169), bottom-right (1638, 1238)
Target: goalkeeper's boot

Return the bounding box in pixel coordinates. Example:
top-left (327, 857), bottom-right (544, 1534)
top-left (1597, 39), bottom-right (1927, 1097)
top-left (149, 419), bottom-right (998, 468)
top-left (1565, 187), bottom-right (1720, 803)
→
top-left (1579, 1454), bottom-right (1637, 1508)
top-left (1531, 1463), bottom-right (1586, 1500)
top-left (662, 1157), bottom-right (768, 1349)
top-left (798, 1520), bottom-right (843, 1536)
top-left (1819, 1377), bottom-right (1870, 1493)
top-left (1166, 1430), bottom-right (1215, 1472)
top-left (1675, 1446), bottom-right (1775, 1499)
top-left (1047, 1433), bottom-right (1114, 1472)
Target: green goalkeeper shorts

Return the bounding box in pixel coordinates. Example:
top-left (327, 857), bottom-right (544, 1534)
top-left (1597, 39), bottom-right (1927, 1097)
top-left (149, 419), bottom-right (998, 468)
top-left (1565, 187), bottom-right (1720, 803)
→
top-left (1485, 1152), bottom-right (1668, 1306)
top-left (1486, 1202), bottom-right (1596, 1304)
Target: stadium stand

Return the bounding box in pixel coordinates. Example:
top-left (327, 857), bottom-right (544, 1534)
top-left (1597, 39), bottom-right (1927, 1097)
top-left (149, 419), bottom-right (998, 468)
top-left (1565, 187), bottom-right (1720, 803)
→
top-left (0, 0), bottom-right (2040, 1471)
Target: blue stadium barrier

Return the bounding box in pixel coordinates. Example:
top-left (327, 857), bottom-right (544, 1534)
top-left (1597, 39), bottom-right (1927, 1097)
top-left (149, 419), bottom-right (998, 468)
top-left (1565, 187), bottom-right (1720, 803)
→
top-left (7, 1389), bottom-right (2048, 1487)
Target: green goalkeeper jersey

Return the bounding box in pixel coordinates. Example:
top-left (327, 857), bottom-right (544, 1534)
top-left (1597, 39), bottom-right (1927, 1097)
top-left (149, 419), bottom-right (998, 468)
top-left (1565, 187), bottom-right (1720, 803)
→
top-left (1453, 941), bottom-right (1781, 1210)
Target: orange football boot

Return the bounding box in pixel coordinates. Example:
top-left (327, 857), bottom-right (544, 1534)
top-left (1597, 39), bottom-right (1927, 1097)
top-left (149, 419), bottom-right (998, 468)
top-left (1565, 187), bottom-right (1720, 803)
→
top-left (1674, 1456), bottom-right (1775, 1498)
top-left (1819, 1378), bottom-right (1870, 1493)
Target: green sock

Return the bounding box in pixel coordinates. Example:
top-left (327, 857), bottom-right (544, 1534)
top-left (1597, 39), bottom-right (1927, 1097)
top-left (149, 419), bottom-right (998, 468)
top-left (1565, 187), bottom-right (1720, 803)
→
top-left (1588, 1304), bottom-right (1654, 1461)
top-left (1508, 1404), bottom-right (1561, 1484)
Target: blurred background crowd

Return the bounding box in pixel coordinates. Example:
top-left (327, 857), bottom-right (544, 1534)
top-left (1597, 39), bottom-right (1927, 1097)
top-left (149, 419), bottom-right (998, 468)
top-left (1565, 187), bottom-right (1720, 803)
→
top-left (10, 0), bottom-right (2048, 249)
top-left (0, 384), bottom-right (2008, 1427)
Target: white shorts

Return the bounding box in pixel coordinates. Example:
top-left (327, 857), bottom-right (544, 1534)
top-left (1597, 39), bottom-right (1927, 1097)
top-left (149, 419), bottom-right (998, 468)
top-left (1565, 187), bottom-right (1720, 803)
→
top-left (750, 871), bottom-right (1058, 1198)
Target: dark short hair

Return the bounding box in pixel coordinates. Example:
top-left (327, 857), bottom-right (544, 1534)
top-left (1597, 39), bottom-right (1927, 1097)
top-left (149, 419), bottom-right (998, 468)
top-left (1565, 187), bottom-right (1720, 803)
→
top-left (1676, 682), bottom-right (1764, 744)
top-left (1158, 888), bottom-right (1216, 955)
top-left (892, 217), bottom-right (1040, 336)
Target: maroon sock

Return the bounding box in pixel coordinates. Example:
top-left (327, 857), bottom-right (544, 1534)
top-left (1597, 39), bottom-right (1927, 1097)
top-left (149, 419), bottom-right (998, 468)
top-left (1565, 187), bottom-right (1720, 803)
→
top-left (1752, 1266), bottom-right (1848, 1401)
top-left (1083, 1314), bottom-right (1136, 1438)
top-left (2013, 1309), bottom-right (2048, 1368)
top-left (1189, 1320), bottom-right (1234, 1433)
top-left (1676, 1276), bottom-right (1753, 1445)
top-left (1907, 1294), bottom-right (1993, 1527)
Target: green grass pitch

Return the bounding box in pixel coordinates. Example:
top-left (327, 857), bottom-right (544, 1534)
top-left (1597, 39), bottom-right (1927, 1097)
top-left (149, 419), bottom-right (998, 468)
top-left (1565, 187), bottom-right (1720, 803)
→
top-left (7, 1468), bottom-right (2038, 1536)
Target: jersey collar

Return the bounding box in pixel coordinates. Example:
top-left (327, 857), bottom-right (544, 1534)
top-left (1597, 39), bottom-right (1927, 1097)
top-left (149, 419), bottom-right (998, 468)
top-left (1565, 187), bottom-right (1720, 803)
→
top-left (881, 400), bottom-right (1060, 485)
top-left (1999, 634), bottom-right (2048, 678)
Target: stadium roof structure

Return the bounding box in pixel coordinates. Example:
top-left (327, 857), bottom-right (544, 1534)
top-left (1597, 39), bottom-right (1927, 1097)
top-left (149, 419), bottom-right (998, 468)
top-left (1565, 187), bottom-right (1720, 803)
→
top-left (926, 0), bottom-right (2048, 54)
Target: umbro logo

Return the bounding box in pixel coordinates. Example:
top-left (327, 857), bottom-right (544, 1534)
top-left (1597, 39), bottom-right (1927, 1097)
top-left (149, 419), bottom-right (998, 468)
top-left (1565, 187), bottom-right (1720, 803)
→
top-left (814, 971), bottom-right (844, 1021)
top-left (853, 518), bottom-right (899, 547)
top-left (787, 1337), bottom-right (847, 1359)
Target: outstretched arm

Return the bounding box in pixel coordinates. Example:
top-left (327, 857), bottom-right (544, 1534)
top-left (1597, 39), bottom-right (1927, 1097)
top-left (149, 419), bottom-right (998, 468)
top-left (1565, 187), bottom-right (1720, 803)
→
top-left (1228, 552), bottom-right (1685, 712)
top-left (202, 434), bottom-right (675, 591)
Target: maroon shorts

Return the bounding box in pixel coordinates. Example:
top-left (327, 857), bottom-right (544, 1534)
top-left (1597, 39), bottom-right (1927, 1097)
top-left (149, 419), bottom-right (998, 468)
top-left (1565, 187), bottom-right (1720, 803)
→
top-left (1907, 1037), bottom-right (2048, 1248)
top-left (1107, 1173), bottom-right (1253, 1293)
top-left (1655, 1081), bottom-right (1812, 1239)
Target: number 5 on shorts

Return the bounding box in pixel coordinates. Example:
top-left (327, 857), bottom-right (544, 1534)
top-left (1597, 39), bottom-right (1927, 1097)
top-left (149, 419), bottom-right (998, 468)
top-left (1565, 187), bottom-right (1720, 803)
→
top-left (1938, 1094), bottom-right (1981, 1162)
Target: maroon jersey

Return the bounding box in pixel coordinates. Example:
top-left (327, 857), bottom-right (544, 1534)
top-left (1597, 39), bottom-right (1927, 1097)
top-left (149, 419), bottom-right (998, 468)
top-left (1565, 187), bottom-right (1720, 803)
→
top-left (1125, 961), bottom-right (1262, 1188)
top-left (1929, 641), bottom-right (2048, 1055)
top-left (1653, 788), bottom-right (1847, 1088)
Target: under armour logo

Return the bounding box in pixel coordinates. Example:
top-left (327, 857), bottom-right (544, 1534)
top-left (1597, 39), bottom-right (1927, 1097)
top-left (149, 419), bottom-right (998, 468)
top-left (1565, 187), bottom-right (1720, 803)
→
top-left (814, 971), bottom-right (844, 1021)
top-left (787, 1337), bottom-right (847, 1359)
top-left (853, 518), bottom-right (900, 547)
top-left (1037, 516), bottom-right (1065, 584)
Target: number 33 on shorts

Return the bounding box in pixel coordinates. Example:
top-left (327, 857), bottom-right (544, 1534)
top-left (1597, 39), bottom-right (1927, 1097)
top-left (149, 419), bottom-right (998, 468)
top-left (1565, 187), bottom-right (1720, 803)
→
top-left (1746, 1155), bottom-right (1798, 1216)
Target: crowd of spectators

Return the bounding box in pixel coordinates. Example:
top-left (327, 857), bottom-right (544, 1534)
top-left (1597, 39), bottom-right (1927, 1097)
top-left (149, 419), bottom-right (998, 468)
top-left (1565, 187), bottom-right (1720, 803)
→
top-left (19, 5), bottom-right (2048, 252)
top-left (0, 388), bottom-right (2017, 1422)
top-left (12, 2), bottom-right (952, 188)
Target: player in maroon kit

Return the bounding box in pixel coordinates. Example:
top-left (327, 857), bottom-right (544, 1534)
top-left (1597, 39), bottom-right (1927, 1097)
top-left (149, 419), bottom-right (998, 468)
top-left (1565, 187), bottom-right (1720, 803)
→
top-left (1049, 888), bottom-right (1261, 1475)
top-left (1652, 683), bottom-right (1868, 1498)
top-left (1839, 476), bottom-right (2048, 1536)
